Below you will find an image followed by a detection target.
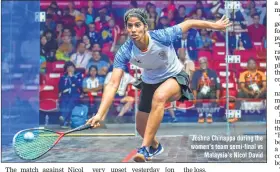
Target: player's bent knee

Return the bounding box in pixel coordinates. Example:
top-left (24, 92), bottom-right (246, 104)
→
top-left (152, 93), bottom-right (168, 104)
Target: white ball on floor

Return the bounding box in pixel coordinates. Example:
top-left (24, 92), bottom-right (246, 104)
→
top-left (24, 132), bottom-right (34, 141)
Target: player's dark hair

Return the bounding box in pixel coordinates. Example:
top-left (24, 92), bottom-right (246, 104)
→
top-left (124, 8), bottom-right (148, 26)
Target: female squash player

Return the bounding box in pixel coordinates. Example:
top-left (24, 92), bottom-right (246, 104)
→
top-left (87, 8), bottom-right (231, 162)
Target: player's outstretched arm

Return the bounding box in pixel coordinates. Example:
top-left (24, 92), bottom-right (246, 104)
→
top-left (178, 15), bottom-right (232, 33)
top-left (86, 68), bottom-right (123, 127)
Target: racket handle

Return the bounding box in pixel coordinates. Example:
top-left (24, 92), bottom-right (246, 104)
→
top-left (65, 124), bottom-right (92, 134)
top-left (75, 124), bottom-right (92, 131)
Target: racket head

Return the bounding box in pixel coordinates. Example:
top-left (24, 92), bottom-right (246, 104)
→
top-left (12, 128), bottom-right (60, 160)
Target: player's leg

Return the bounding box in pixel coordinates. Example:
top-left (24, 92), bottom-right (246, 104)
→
top-left (136, 111), bottom-right (159, 148)
top-left (142, 78), bottom-right (181, 147)
top-left (133, 78), bottom-right (181, 162)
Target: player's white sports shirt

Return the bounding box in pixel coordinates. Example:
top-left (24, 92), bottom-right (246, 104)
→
top-left (113, 24), bottom-right (184, 84)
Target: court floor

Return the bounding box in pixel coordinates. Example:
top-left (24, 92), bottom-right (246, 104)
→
top-left (2, 122), bottom-right (266, 163)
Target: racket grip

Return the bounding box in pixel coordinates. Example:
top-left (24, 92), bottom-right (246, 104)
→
top-left (76, 124), bottom-right (92, 131)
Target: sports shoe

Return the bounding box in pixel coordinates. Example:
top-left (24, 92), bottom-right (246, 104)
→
top-left (133, 146), bottom-right (150, 162)
top-left (206, 116), bottom-right (213, 123)
top-left (149, 143), bottom-right (164, 159)
top-left (198, 117), bottom-right (204, 123)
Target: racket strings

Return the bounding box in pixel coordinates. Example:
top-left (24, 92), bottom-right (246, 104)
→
top-left (13, 130), bottom-right (60, 160)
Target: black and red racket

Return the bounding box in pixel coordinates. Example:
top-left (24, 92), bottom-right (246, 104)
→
top-left (13, 124), bottom-right (92, 160)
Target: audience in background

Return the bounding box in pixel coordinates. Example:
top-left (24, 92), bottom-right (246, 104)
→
top-left (70, 42), bottom-right (91, 68)
top-left (191, 57), bottom-right (220, 124)
top-left (58, 61), bottom-right (83, 128)
top-left (38, 1), bottom-right (267, 125)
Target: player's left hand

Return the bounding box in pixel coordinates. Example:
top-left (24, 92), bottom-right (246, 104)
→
top-left (214, 15), bottom-right (232, 31)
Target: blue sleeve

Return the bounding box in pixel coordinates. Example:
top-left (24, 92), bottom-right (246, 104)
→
top-left (150, 24), bottom-right (183, 46)
top-left (82, 78), bottom-right (87, 88)
top-left (113, 39), bottom-right (132, 70)
top-left (76, 74), bottom-right (83, 89)
top-left (58, 76), bottom-right (66, 92)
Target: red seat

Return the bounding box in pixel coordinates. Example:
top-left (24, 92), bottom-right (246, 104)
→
top-left (258, 60), bottom-right (266, 70)
top-left (217, 70), bottom-right (236, 83)
top-left (39, 73), bottom-right (62, 111)
top-left (213, 60), bottom-right (235, 70)
top-left (252, 42), bottom-right (266, 59)
top-left (46, 62), bottom-right (53, 73)
top-left (52, 61), bottom-right (65, 73)
top-left (233, 49), bottom-right (257, 62)
top-left (198, 50), bottom-right (212, 60)
top-left (164, 102), bottom-right (172, 109)
top-left (175, 101), bottom-right (194, 110)
top-left (212, 42), bottom-right (226, 61)
top-left (40, 85), bottom-right (59, 111)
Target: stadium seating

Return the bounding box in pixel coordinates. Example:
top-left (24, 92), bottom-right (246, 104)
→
top-left (39, 73), bottom-right (62, 111)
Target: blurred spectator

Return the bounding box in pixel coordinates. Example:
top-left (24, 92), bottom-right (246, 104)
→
top-left (56, 42), bottom-right (73, 61)
top-left (104, 70), bottom-right (136, 123)
top-left (82, 35), bottom-right (92, 51)
top-left (130, 0), bottom-right (138, 8)
top-left (240, 1), bottom-right (266, 25)
top-left (74, 14), bottom-right (87, 41)
top-left (211, 14), bottom-right (225, 43)
top-left (68, 1), bottom-right (80, 17)
top-left (194, 8), bottom-right (206, 20)
top-left (86, 50), bottom-right (110, 84)
top-left (40, 55), bottom-right (46, 73)
top-left (100, 18), bottom-right (120, 44)
top-left (247, 14), bottom-right (266, 42)
top-left (61, 7), bottom-right (75, 28)
top-left (55, 22), bottom-right (64, 42)
top-left (196, 29), bottom-right (212, 50)
top-left (41, 14), bottom-right (56, 31)
top-left (87, 1), bottom-right (96, 24)
top-left (187, 0), bottom-right (207, 19)
top-left (62, 27), bottom-right (77, 47)
top-left (40, 35), bottom-right (48, 57)
top-left (111, 34), bottom-right (127, 54)
top-left (83, 65), bottom-right (103, 116)
top-left (91, 43), bottom-right (110, 63)
top-left (160, 0), bottom-right (176, 17)
top-left (191, 57), bottom-right (220, 123)
top-left (156, 16), bottom-right (170, 29)
top-left (49, 1), bottom-right (62, 16)
top-left (87, 23), bottom-right (101, 44)
top-left (58, 61), bottom-right (83, 128)
top-left (145, 2), bottom-right (153, 12)
top-left (178, 48), bottom-right (195, 79)
top-left (82, 6), bottom-right (93, 25)
top-left (46, 6), bottom-right (60, 22)
top-left (237, 58), bottom-right (266, 100)
top-left (70, 42), bottom-right (91, 68)
top-left (43, 30), bottom-right (58, 61)
top-left (147, 3), bottom-right (159, 30)
top-left (174, 29), bottom-right (199, 61)
top-left (176, 5), bottom-right (187, 24)
top-left (167, 10), bottom-right (176, 26)
top-left (95, 7), bottom-right (111, 32)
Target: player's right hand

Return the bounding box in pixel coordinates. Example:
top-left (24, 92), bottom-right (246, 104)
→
top-left (86, 114), bottom-right (102, 128)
